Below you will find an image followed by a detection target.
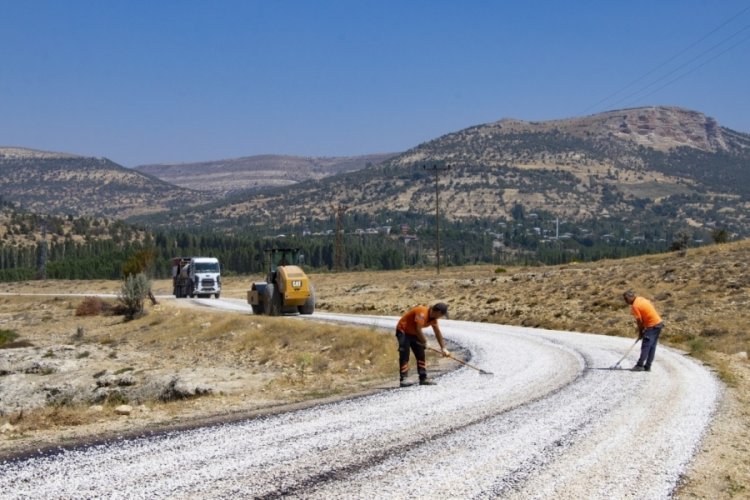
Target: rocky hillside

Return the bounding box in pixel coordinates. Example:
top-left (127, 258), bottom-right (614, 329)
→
top-left (182, 106), bottom-right (749, 238)
top-left (0, 203), bottom-right (144, 250)
top-left (0, 148), bottom-right (213, 219)
top-left (135, 153), bottom-right (398, 194)
top-left (385, 106), bottom-right (750, 218)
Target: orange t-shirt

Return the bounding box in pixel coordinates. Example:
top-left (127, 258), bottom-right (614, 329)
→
top-left (397, 305), bottom-right (437, 335)
top-left (631, 296), bottom-right (662, 328)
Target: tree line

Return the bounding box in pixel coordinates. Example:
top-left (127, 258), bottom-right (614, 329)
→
top-left (0, 219), bottom-right (700, 282)
top-left (0, 230), bottom-right (415, 281)
top-left (1, 196), bottom-right (724, 282)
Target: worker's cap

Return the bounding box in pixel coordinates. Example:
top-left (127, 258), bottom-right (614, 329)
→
top-left (432, 302), bottom-right (449, 317)
top-left (623, 290), bottom-right (636, 300)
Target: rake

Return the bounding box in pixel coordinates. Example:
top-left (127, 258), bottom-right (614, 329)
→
top-left (427, 346), bottom-right (494, 375)
top-left (610, 338), bottom-right (641, 370)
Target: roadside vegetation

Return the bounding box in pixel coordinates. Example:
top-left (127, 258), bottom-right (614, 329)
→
top-left (0, 296), bottom-right (399, 446)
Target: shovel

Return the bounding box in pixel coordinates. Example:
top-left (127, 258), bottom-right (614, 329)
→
top-left (610, 338), bottom-right (641, 370)
top-left (427, 346), bottom-right (494, 375)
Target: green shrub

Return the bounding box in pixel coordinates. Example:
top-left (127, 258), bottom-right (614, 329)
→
top-left (0, 329), bottom-right (18, 346)
top-left (118, 272), bottom-right (151, 320)
top-left (688, 337), bottom-right (707, 355)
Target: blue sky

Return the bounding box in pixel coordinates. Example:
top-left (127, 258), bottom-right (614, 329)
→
top-left (1, 1), bottom-right (748, 167)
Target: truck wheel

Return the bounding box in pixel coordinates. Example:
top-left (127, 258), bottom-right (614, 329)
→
top-left (251, 304), bottom-right (263, 314)
top-left (299, 284), bottom-right (315, 315)
top-left (215, 293), bottom-right (220, 299)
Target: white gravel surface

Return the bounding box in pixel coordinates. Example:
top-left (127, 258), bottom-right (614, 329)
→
top-left (0, 302), bottom-right (721, 499)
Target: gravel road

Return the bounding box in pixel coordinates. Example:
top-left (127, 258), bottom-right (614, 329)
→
top-left (0, 302), bottom-right (721, 499)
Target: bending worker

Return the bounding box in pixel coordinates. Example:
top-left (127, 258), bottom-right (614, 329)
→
top-left (623, 290), bottom-right (665, 372)
top-left (396, 302), bottom-right (450, 387)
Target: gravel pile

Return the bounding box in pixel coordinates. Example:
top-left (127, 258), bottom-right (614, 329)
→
top-left (0, 311), bottom-right (720, 499)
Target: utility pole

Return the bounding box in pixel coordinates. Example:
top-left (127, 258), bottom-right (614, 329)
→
top-left (37, 218), bottom-right (47, 280)
top-left (331, 203), bottom-right (348, 271)
top-left (423, 164), bottom-right (451, 274)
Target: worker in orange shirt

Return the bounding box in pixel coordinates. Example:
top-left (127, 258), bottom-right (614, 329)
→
top-left (396, 303), bottom-right (450, 387)
top-left (623, 290), bottom-right (665, 372)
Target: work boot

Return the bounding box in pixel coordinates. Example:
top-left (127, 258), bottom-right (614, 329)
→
top-left (419, 378), bottom-right (437, 386)
top-left (400, 380), bottom-right (414, 388)
top-left (631, 365), bottom-right (645, 372)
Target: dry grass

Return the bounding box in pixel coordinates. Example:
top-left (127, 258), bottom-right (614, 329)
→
top-left (8, 405), bottom-right (94, 432)
top-left (0, 295), bottom-right (400, 442)
top-left (303, 241), bottom-right (750, 362)
top-left (75, 296), bottom-right (113, 317)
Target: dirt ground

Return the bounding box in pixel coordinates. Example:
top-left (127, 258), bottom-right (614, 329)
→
top-left (1, 241), bottom-right (749, 497)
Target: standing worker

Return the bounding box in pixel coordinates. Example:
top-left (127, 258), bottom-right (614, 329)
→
top-left (623, 290), bottom-right (665, 372)
top-left (396, 302), bottom-right (450, 387)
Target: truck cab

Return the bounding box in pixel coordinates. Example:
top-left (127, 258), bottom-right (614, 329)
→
top-left (172, 256), bottom-right (222, 299)
top-left (189, 257), bottom-right (221, 298)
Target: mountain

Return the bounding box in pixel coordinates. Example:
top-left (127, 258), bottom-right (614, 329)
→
top-left (4, 106), bottom-right (750, 243)
top-left (0, 148), bottom-right (213, 219)
top-left (135, 153), bottom-right (399, 194)
top-left (163, 106), bottom-right (749, 240)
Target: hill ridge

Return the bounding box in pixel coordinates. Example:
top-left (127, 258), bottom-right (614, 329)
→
top-left (3, 106), bottom-right (750, 245)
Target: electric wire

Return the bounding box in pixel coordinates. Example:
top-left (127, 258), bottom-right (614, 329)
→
top-left (582, 3), bottom-right (750, 114)
top-left (609, 24), bottom-right (750, 109)
top-left (618, 30), bottom-right (750, 107)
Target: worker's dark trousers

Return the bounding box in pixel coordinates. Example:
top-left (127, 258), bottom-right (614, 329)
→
top-left (637, 323), bottom-right (664, 369)
top-left (396, 330), bottom-right (427, 381)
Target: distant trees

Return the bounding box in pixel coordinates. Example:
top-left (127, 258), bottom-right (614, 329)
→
top-left (670, 231), bottom-right (691, 255)
top-left (122, 249), bottom-right (156, 277)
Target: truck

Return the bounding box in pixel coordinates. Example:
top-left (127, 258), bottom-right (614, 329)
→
top-left (172, 256), bottom-right (222, 299)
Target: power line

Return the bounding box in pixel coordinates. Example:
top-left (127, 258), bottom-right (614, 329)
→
top-left (582, 4), bottom-right (750, 114)
top-left (626, 31), bottom-right (750, 106)
top-left (610, 24), bottom-right (750, 108)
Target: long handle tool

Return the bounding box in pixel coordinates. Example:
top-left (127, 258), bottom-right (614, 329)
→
top-left (610, 338), bottom-right (641, 370)
top-left (427, 346), bottom-right (494, 375)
